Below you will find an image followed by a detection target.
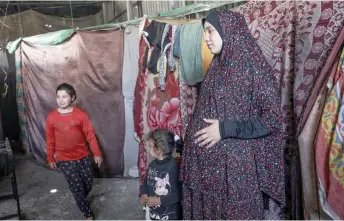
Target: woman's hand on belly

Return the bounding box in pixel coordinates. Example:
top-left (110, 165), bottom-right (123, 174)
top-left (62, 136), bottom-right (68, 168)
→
top-left (194, 119), bottom-right (221, 149)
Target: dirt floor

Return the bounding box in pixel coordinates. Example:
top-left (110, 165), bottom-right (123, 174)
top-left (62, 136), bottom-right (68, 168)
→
top-left (0, 156), bottom-right (144, 220)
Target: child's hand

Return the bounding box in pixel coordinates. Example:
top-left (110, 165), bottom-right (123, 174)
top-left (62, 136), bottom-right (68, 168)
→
top-left (140, 194), bottom-right (148, 204)
top-left (146, 196), bottom-right (161, 207)
top-left (49, 162), bottom-right (57, 169)
top-left (94, 156), bottom-right (103, 168)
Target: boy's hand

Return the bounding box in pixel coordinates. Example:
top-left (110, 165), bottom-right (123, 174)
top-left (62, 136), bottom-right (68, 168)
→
top-left (146, 196), bottom-right (161, 207)
top-left (94, 156), bottom-right (103, 168)
top-left (49, 162), bottom-right (57, 169)
top-left (140, 194), bottom-right (148, 204)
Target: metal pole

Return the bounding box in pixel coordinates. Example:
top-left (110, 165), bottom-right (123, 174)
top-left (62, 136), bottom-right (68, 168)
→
top-left (126, 0), bottom-right (132, 21)
top-left (102, 2), bottom-right (107, 24)
top-left (112, 0), bottom-right (115, 22)
top-left (194, 0), bottom-right (199, 18)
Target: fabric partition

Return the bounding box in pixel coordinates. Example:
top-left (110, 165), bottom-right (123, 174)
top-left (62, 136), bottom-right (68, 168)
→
top-left (298, 26), bottom-right (344, 219)
top-left (16, 29), bottom-right (125, 177)
top-left (315, 48), bottom-right (344, 220)
top-left (298, 85), bottom-right (328, 220)
top-left (300, 26), bottom-right (344, 133)
top-left (232, 1), bottom-right (344, 219)
top-left (122, 25), bottom-right (140, 177)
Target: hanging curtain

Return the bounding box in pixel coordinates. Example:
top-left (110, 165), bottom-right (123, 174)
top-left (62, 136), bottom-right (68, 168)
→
top-left (232, 1), bottom-right (344, 218)
top-left (298, 24), bottom-right (344, 219)
top-left (297, 76), bottom-right (332, 220)
top-left (315, 47), bottom-right (344, 220)
top-left (122, 25), bottom-right (140, 177)
top-left (15, 29), bottom-right (125, 177)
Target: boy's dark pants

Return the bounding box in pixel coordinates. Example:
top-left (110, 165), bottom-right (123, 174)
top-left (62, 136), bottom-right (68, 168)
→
top-left (58, 156), bottom-right (93, 218)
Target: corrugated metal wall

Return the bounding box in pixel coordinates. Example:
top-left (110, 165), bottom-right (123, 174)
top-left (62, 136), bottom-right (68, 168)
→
top-left (113, 1), bottom-right (127, 22)
top-left (113, 0), bottom-right (245, 23)
top-left (189, 1), bottom-right (245, 18)
top-left (141, 0), bottom-right (186, 17)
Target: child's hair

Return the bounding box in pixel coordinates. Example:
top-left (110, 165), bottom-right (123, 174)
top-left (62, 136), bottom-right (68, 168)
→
top-left (56, 83), bottom-right (77, 103)
top-left (147, 129), bottom-right (178, 156)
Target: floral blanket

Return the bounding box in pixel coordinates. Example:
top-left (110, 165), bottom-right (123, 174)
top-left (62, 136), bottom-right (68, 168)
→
top-left (133, 20), bottom-right (183, 183)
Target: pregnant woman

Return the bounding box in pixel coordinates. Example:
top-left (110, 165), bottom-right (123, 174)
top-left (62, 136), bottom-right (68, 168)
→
top-left (180, 11), bottom-right (285, 220)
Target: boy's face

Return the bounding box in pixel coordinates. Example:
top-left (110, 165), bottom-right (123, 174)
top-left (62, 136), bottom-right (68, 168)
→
top-left (56, 90), bottom-right (73, 109)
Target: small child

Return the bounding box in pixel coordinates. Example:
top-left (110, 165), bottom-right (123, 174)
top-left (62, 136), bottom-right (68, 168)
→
top-left (140, 129), bottom-right (182, 220)
top-left (46, 83), bottom-right (103, 220)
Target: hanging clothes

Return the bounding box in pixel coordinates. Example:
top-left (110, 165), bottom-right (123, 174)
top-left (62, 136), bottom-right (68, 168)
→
top-left (142, 21), bottom-right (169, 74)
top-left (173, 26), bottom-right (181, 58)
top-left (158, 24), bottom-right (171, 91)
top-left (134, 20), bottom-right (182, 184)
top-left (315, 47), bottom-right (344, 220)
top-left (297, 84), bottom-right (330, 220)
top-left (179, 22), bottom-right (204, 86)
top-left (168, 25), bottom-right (177, 72)
top-left (298, 26), bottom-right (344, 220)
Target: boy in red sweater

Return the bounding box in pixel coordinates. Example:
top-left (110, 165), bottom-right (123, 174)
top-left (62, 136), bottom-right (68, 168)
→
top-left (46, 83), bottom-right (103, 220)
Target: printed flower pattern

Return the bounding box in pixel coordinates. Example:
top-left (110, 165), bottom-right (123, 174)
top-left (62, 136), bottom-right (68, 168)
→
top-left (314, 26), bottom-right (326, 37)
top-left (311, 42), bottom-right (324, 54)
top-left (321, 8), bottom-right (333, 20)
top-left (147, 97), bottom-right (181, 134)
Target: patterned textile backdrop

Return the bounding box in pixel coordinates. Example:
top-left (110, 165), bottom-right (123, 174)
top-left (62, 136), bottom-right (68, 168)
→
top-left (232, 1), bottom-right (344, 219)
top-left (315, 48), bottom-right (344, 220)
top-left (179, 80), bottom-right (198, 138)
top-left (133, 20), bottom-right (183, 184)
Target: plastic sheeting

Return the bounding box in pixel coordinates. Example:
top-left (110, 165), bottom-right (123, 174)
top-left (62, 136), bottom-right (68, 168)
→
top-left (1, 9), bottom-right (105, 49)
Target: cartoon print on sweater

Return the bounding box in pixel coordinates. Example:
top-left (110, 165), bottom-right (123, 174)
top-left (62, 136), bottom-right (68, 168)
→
top-left (141, 158), bottom-right (181, 220)
top-left (154, 173), bottom-right (170, 196)
top-left (149, 173), bottom-right (175, 220)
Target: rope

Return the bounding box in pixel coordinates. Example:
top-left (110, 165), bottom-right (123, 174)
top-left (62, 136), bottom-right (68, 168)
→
top-left (1, 66), bottom-right (8, 98)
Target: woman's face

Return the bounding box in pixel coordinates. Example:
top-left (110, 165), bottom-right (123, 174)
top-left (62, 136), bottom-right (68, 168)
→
top-left (204, 21), bottom-right (223, 55)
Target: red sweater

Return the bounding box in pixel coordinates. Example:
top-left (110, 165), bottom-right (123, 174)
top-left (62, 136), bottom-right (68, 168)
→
top-left (46, 107), bottom-right (102, 163)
